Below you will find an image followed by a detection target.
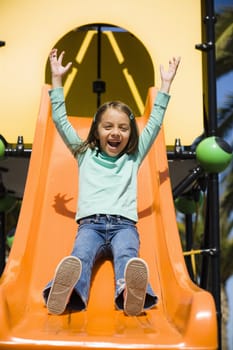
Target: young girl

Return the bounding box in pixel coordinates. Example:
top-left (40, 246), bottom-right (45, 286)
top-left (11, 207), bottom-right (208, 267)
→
top-left (43, 49), bottom-right (180, 316)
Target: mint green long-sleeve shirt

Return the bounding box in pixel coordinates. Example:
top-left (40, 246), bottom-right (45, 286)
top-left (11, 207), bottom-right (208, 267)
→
top-left (49, 88), bottom-right (170, 222)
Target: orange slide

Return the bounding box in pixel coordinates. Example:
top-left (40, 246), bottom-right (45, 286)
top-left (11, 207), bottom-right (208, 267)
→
top-left (0, 85), bottom-right (217, 349)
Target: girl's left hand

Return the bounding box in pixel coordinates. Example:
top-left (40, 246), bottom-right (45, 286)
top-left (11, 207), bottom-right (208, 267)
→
top-left (160, 57), bottom-right (181, 83)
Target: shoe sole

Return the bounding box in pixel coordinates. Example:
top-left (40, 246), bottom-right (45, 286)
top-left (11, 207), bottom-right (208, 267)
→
top-left (124, 258), bottom-right (148, 316)
top-left (47, 256), bottom-right (82, 315)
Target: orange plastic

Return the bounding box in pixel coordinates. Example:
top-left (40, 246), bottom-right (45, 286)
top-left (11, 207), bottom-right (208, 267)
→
top-left (0, 85), bottom-right (217, 349)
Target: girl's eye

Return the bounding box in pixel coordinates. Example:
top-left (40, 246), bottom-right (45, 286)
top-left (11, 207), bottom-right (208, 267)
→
top-left (120, 126), bottom-right (129, 132)
top-left (102, 124), bottom-right (129, 131)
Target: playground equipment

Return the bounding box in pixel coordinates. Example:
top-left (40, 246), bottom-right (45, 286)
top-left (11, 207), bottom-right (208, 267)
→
top-left (196, 136), bottom-right (232, 173)
top-left (0, 139), bottom-right (5, 158)
top-left (0, 85), bottom-right (217, 349)
top-left (1, 0), bottom-right (231, 348)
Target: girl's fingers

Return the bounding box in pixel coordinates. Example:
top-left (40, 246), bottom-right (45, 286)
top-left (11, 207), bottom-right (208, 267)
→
top-left (49, 48), bottom-right (58, 61)
top-left (58, 51), bottom-right (67, 66)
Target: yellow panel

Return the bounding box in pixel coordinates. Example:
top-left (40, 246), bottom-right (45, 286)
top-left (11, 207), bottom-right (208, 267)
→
top-left (0, 0), bottom-right (202, 145)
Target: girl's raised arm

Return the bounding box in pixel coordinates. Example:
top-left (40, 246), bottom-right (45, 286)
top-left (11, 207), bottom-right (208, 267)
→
top-left (49, 49), bottom-right (72, 89)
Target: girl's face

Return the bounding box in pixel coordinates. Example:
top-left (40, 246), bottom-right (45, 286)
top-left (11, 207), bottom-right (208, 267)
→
top-left (97, 108), bottom-right (131, 157)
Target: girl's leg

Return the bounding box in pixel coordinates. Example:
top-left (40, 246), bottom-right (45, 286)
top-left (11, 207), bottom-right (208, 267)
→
top-left (43, 220), bottom-right (105, 312)
top-left (45, 256), bottom-right (82, 314)
top-left (68, 223), bottom-right (106, 309)
top-left (123, 257), bottom-right (157, 316)
top-left (111, 219), bottom-right (157, 313)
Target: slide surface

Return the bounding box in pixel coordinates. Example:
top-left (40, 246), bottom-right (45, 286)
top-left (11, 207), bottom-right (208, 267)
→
top-left (0, 85), bottom-right (217, 349)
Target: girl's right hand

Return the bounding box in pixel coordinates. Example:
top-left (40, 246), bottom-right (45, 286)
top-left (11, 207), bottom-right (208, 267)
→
top-left (49, 48), bottom-right (72, 88)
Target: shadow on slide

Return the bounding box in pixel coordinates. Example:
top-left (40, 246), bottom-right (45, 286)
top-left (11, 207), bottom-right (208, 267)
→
top-left (0, 85), bottom-right (217, 349)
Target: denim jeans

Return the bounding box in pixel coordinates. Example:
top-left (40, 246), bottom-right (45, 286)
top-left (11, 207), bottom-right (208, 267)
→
top-left (43, 214), bottom-right (157, 311)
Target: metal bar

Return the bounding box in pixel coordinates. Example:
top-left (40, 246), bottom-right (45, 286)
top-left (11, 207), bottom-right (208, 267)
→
top-left (0, 212), bottom-right (6, 275)
top-left (173, 166), bottom-right (204, 199)
top-left (197, 1), bottom-right (221, 348)
top-left (97, 25), bottom-right (102, 107)
top-left (184, 214), bottom-right (195, 281)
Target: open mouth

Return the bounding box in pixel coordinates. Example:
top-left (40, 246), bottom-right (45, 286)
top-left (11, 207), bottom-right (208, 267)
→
top-left (108, 140), bottom-right (121, 149)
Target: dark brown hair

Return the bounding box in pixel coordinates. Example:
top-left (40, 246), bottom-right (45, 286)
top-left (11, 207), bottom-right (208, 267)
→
top-left (73, 101), bottom-right (139, 156)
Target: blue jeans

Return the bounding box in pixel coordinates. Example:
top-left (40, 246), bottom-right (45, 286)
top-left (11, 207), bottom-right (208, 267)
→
top-left (43, 215), bottom-right (157, 311)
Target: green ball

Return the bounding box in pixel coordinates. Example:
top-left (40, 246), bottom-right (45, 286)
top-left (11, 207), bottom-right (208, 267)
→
top-left (196, 137), bottom-right (233, 173)
top-left (6, 234), bottom-right (14, 249)
top-left (0, 195), bottom-right (15, 212)
top-left (0, 139), bottom-right (5, 157)
top-left (175, 193), bottom-right (203, 214)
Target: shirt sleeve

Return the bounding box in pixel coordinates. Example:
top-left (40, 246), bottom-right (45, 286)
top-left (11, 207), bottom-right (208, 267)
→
top-left (138, 91), bottom-right (170, 163)
top-left (49, 87), bottom-right (82, 154)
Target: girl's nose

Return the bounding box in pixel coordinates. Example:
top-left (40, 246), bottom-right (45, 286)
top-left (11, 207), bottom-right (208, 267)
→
top-left (111, 127), bottom-right (120, 136)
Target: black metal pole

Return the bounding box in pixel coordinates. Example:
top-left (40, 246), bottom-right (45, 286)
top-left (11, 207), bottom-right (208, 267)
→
top-left (197, 1), bottom-right (221, 348)
top-left (173, 166), bottom-right (204, 199)
top-left (92, 25), bottom-right (106, 108)
top-left (185, 214), bottom-right (195, 281)
top-left (0, 212), bottom-right (5, 275)
top-left (97, 25), bottom-right (102, 107)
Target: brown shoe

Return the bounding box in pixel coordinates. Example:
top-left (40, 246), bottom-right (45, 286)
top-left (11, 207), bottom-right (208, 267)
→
top-left (124, 258), bottom-right (148, 316)
top-left (47, 256), bottom-right (82, 315)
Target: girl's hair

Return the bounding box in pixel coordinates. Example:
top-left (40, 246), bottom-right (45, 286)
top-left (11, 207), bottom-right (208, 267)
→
top-left (73, 101), bottom-right (139, 156)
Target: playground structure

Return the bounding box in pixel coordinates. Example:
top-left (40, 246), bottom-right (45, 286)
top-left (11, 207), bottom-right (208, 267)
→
top-left (0, 84), bottom-right (217, 349)
top-left (1, 0), bottom-right (233, 349)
